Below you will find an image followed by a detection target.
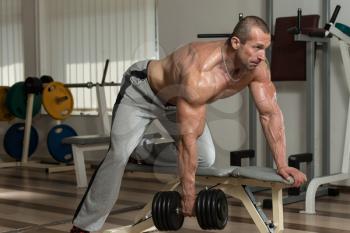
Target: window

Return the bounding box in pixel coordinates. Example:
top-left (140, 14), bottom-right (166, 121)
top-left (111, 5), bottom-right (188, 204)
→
top-left (0, 0), bottom-right (24, 86)
top-left (38, 0), bottom-right (158, 112)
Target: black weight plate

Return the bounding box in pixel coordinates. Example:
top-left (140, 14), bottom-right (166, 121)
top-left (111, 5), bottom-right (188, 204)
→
top-left (161, 191), bottom-right (170, 230)
top-left (205, 190), bottom-right (214, 229)
top-left (24, 77), bottom-right (42, 94)
top-left (196, 190), bottom-right (206, 229)
top-left (210, 189), bottom-right (219, 229)
top-left (216, 189), bottom-right (228, 229)
top-left (167, 191), bottom-right (184, 230)
top-left (201, 190), bottom-right (209, 229)
top-left (157, 192), bottom-right (166, 231)
top-left (152, 192), bottom-right (162, 230)
top-left (164, 191), bottom-right (172, 230)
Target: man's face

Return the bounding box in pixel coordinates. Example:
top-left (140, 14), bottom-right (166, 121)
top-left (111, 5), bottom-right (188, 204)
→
top-left (236, 27), bottom-right (271, 70)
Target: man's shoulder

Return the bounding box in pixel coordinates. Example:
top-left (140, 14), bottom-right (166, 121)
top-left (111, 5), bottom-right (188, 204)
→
top-left (251, 62), bottom-right (271, 83)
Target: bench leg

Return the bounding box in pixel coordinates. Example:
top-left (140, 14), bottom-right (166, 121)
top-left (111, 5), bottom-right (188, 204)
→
top-left (72, 145), bottom-right (88, 188)
top-left (272, 187), bottom-right (284, 232)
top-left (219, 184), bottom-right (270, 233)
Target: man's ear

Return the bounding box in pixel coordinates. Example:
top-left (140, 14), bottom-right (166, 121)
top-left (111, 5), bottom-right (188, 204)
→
top-left (231, 36), bottom-right (240, 50)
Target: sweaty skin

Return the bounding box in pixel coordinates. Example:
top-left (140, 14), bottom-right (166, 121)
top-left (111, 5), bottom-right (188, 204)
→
top-left (147, 26), bottom-right (307, 216)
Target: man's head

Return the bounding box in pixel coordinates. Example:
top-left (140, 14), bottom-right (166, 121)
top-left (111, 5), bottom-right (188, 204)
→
top-left (228, 16), bottom-right (271, 70)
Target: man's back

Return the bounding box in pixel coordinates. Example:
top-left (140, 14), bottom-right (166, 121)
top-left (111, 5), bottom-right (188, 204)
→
top-left (147, 40), bottom-right (261, 106)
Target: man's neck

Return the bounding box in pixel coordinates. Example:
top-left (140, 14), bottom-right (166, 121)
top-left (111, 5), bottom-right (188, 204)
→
top-left (221, 42), bottom-right (245, 79)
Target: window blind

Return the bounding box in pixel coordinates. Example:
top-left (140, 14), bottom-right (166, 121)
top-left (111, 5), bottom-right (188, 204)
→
top-left (0, 0), bottom-right (24, 86)
top-left (38, 0), bottom-right (158, 111)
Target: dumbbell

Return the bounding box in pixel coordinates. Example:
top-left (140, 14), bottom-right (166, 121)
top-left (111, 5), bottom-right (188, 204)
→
top-left (151, 189), bottom-right (228, 231)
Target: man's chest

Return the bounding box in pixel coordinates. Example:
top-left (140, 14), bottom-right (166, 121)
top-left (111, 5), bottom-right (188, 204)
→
top-left (204, 69), bottom-right (253, 102)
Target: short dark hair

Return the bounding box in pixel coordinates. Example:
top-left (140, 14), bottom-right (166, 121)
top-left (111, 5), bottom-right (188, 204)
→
top-left (227, 16), bottom-right (270, 44)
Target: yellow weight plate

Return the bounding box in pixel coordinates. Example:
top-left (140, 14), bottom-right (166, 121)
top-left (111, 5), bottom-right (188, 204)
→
top-left (0, 86), bottom-right (15, 121)
top-left (42, 82), bottom-right (74, 120)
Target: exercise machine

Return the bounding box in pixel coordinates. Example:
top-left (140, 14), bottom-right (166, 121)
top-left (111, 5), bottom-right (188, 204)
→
top-left (302, 5), bottom-right (350, 214)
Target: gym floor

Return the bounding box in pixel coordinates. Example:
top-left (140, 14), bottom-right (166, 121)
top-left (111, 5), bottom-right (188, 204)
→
top-left (0, 166), bottom-right (349, 233)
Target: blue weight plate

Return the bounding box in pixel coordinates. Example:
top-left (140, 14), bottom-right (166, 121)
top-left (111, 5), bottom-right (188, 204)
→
top-left (47, 124), bottom-right (77, 163)
top-left (3, 123), bottom-right (39, 160)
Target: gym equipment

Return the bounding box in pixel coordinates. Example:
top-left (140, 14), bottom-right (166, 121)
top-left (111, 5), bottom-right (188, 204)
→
top-left (5, 81), bottom-right (42, 119)
top-left (64, 81), bottom-right (120, 89)
top-left (262, 0), bottom-right (342, 213)
top-left (24, 77), bottom-right (42, 94)
top-left (0, 86), bottom-right (15, 121)
top-left (63, 60), bottom-right (120, 90)
top-left (3, 123), bottom-right (38, 161)
top-left (301, 6), bottom-right (350, 214)
top-left (262, 5), bottom-right (340, 208)
top-left (230, 149), bottom-right (255, 166)
top-left (104, 164), bottom-right (293, 233)
top-left (151, 191), bottom-right (184, 231)
top-left (151, 189), bottom-right (228, 231)
top-left (42, 81), bottom-right (74, 120)
top-left (195, 189), bottom-right (228, 230)
top-left (0, 76), bottom-right (76, 172)
top-left (40, 75), bottom-right (54, 84)
top-left (47, 124), bottom-right (78, 163)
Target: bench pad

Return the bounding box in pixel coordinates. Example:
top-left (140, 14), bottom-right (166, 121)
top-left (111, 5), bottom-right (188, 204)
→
top-left (125, 164), bottom-right (293, 184)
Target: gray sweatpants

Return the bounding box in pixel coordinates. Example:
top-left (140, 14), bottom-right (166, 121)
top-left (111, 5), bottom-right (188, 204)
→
top-left (72, 60), bottom-right (216, 231)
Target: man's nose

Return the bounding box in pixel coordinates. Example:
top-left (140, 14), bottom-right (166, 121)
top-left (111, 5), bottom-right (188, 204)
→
top-left (258, 50), bottom-right (266, 61)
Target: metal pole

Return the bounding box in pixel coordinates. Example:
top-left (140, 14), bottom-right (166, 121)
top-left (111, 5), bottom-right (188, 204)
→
top-left (306, 41), bottom-right (315, 180)
top-left (64, 82), bottom-right (121, 88)
top-left (21, 94), bottom-right (35, 163)
top-left (262, 0), bottom-right (273, 167)
top-left (322, 0), bottom-right (331, 176)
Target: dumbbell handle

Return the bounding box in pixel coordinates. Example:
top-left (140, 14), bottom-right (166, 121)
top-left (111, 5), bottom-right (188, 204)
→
top-left (175, 207), bottom-right (182, 214)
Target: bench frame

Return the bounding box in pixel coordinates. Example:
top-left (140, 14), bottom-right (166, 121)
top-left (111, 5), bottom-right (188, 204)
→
top-left (104, 170), bottom-right (288, 233)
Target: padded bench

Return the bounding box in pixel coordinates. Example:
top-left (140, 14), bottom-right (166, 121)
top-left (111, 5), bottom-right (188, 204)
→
top-left (62, 135), bottom-right (110, 187)
top-left (62, 133), bottom-right (164, 188)
top-left (105, 164), bottom-right (293, 233)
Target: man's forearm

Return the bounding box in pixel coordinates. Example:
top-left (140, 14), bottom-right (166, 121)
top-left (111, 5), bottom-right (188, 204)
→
top-left (260, 111), bottom-right (288, 169)
top-left (178, 136), bottom-right (198, 200)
